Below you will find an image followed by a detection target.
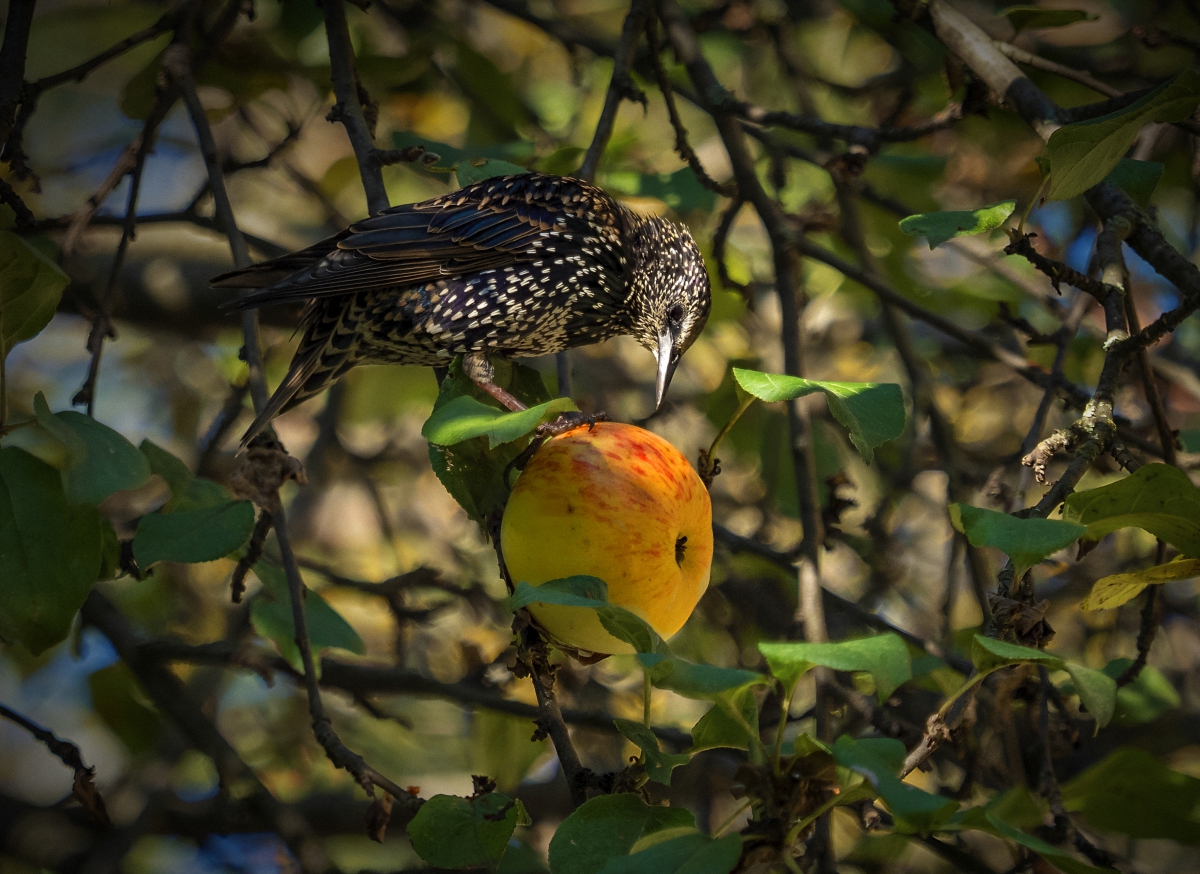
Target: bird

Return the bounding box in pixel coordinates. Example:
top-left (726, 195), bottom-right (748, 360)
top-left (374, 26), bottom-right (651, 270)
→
top-left (214, 172), bottom-right (711, 448)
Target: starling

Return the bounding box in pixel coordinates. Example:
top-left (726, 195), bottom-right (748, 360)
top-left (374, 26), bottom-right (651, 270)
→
top-left (215, 173), bottom-right (711, 446)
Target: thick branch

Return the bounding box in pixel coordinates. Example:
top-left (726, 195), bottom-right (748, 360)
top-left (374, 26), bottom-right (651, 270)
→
top-left (0, 0), bottom-right (36, 147)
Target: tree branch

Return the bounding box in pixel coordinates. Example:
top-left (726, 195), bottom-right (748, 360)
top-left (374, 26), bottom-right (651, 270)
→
top-left (320, 0), bottom-right (390, 215)
top-left (0, 704), bottom-right (109, 824)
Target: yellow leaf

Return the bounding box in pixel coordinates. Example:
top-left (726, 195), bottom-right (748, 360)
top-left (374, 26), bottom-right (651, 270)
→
top-left (1081, 558), bottom-right (1200, 611)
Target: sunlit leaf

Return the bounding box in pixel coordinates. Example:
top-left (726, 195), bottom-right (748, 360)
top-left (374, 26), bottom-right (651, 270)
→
top-left (422, 394), bottom-right (577, 448)
top-left (1045, 71), bottom-right (1200, 201)
top-left (950, 504), bottom-right (1086, 577)
top-left (732, 369), bottom-right (906, 463)
top-left (427, 359), bottom-right (555, 527)
top-left (1063, 463), bottom-right (1200, 557)
top-left (759, 634), bottom-right (912, 700)
top-left (898, 200), bottom-right (1016, 248)
top-left (1081, 558), bottom-right (1200, 610)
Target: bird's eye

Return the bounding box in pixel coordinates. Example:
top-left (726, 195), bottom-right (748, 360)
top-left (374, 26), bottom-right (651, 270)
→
top-left (667, 304), bottom-right (684, 325)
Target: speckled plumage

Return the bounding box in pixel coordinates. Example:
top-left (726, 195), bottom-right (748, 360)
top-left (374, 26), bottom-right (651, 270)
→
top-left (215, 173), bottom-right (710, 443)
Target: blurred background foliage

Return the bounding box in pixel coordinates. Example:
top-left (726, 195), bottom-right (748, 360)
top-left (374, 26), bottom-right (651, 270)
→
top-left (2, 0), bottom-right (1200, 872)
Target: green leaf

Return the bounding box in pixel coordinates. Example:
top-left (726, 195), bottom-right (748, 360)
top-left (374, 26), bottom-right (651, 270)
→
top-left (898, 200), bottom-right (1016, 248)
top-left (1080, 557), bottom-right (1200, 611)
top-left (132, 500), bottom-right (255, 567)
top-left (759, 634), bottom-right (912, 701)
top-left (1103, 659), bottom-right (1179, 725)
top-left (0, 447), bottom-right (103, 654)
top-left (427, 359), bottom-right (555, 527)
top-left (627, 168), bottom-right (717, 213)
top-left (548, 794), bottom-right (695, 874)
top-left (1062, 663), bottom-right (1116, 728)
top-left (422, 394), bottom-right (577, 448)
top-left (832, 735), bottom-right (958, 834)
top-left (0, 231), bottom-right (69, 361)
top-left (1063, 463), bottom-right (1200, 557)
top-left (1062, 747), bottom-right (1200, 845)
top-left (1102, 159), bottom-right (1163, 207)
top-left (408, 792), bottom-right (523, 871)
top-left (952, 806), bottom-right (1109, 874)
top-left (613, 719), bottom-right (692, 786)
top-left (139, 440), bottom-right (232, 512)
top-left (689, 686), bottom-right (760, 753)
top-left (138, 439), bottom-right (193, 496)
top-left (456, 157), bottom-right (531, 186)
top-left (249, 562), bottom-right (365, 671)
top-left (971, 636), bottom-right (1115, 728)
top-left (1045, 71), bottom-right (1200, 201)
top-left (636, 652), bottom-right (766, 699)
top-left (511, 577), bottom-right (664, 654)
top-left (731, 369), bottom-right (906, 464)
top-left (31, 394), bottom-right (151, 505)
top-left (1000, 5), bottom-right (1096, 31)
top-left (390, 131), bottom-right (531, 186)
top-left (969, 634), bottom-right (1064, 673)
top-left (88, 662), bottom-right (163, 754)
top-left (949, 504), bottom-right (1085, 577)
top-left (595, 833), bottom-right (742, 874)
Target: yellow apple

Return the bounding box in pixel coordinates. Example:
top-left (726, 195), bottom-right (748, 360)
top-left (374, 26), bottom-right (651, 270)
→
top-left (500, 422), bottom-right (713, 656)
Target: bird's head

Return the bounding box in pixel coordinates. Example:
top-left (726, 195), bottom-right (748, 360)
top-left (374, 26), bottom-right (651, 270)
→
top-left (626, 216), bottom-right (711, 409)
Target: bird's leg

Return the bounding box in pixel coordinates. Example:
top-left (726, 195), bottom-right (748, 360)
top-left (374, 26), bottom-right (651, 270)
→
top-left (535, 410), bottom-right (609, 438)
top-left (463, 352), bottom-right (527, 412)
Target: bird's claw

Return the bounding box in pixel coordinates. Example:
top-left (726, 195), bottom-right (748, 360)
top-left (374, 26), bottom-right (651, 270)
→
top-left (535, 410), bottom-right (609, 438)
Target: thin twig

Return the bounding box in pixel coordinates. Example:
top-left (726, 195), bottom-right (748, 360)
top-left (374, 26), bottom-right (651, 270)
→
top-left (0, 0), bottom-right (37, 149)
top-left (171, 30), bottom-right (413, 810)
top-left (995, 42), bottom-right (1122, 98)
top-left (645, 17), bottom-right (735, 197)
top-left (321, 0), bottom-right (390, 215)
top-left (577, 0), bottom-right (649, 182)
top-left (0, 704), bottom-right (109, 824)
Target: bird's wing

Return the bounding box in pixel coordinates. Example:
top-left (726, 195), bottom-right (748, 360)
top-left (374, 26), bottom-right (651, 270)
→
top-left (221, 174), bottom-right (625, 310)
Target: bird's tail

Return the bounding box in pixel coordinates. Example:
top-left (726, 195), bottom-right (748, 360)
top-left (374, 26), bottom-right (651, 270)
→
top-left (239, 300), bottom-right (361, 450)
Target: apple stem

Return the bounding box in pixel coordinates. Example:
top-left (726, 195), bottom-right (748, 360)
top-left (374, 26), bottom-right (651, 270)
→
top-left (700, 394), bottom-right (755, 487)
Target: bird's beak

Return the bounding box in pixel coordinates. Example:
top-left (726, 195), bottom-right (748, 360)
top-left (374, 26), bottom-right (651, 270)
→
top-left (655, 325), bottom-right (679, 410)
